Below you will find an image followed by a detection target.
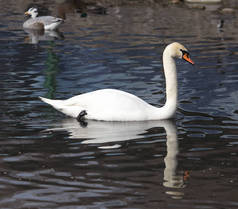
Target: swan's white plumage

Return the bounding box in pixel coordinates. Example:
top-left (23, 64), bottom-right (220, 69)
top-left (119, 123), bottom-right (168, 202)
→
top-left (39, 42), bottom-right (194, 121)
top-left (40, 89), bottom-right (156, 121)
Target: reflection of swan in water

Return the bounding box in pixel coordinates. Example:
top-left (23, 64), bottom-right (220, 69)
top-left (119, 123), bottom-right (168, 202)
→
top-left (47, 119), bottom-right (163, 144)
top-left (163, 120), bottom-right (186, 199)
top-left (46, 119), bottom-right (187, 195)
top-left (24, 29), bottom-right (64, 44)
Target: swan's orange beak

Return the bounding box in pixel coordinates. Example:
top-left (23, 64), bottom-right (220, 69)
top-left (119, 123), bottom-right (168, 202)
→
top-left (183, 53), bottom-right (194, 65)
top-left (25, 11), bottom-right (30, 16)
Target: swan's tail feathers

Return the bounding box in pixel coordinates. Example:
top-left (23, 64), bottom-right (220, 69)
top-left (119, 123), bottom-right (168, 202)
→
top-left (39, 96), bottom-right (63, 107)
top-left (39, 96), bottom-right (50, 104)
top-left (39, 96), bottom-right (68, 114)
top-left (39, 96), bottom-right (82, 118)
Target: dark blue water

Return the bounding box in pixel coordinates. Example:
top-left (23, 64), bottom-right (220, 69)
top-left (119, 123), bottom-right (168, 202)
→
top-left (0, 0), bottom-right (237, 208)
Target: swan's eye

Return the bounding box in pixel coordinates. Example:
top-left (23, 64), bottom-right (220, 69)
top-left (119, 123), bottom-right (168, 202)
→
top-left (180, 49), bottom-right (189, 56)
top-left (180, 49), bottom-right (194, 65)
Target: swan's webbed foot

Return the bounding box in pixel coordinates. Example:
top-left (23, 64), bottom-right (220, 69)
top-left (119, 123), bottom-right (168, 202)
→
top-left (79, 120), bottom-right (88, 127)
top-left (77, 110), bottom-right (88, 127)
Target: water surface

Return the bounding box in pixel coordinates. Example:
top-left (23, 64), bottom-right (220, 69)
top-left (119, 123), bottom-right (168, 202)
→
top-left (0, 0), bottom-right (238, 208)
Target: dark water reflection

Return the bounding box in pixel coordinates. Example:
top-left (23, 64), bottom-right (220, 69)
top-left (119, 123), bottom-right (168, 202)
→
top-left (0, 0), bottom-right (238, 208)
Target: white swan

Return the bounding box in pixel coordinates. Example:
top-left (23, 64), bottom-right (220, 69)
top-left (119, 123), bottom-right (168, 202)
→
top-left (39, 42), bottom-right (194, 121)
top-left (23, 7), bottom-right (64, 30)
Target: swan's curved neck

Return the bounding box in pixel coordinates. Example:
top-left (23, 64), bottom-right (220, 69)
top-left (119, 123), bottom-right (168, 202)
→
top-left (150, 48), bottom-right (178, 120)
top-left (163, 49), bottom-right (178, 117)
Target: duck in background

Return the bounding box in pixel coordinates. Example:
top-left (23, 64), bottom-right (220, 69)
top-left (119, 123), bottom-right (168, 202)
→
top-left (23, 7), bottom-right (64, 30)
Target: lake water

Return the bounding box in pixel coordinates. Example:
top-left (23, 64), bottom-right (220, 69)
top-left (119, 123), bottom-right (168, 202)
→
top-left (0, 0), bottom-right (238, 208)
